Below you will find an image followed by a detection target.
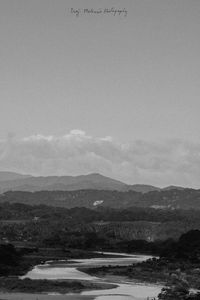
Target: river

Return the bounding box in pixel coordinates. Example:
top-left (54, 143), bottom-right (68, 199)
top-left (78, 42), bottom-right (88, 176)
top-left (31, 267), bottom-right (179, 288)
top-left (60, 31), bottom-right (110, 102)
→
top-left (0, 252), bottom-right (162, 300)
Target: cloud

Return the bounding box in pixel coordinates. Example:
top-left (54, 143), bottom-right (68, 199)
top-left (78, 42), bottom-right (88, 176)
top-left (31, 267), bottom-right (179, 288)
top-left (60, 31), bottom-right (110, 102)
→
top-left (0, 130), bottom-right (200, 187)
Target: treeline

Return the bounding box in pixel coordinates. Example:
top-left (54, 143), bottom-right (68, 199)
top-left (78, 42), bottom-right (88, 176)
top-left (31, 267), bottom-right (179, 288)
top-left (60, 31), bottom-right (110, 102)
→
top-left (160, 229), bottom-right (200, 262)
top-left (0, 244), bottom-right (33, 276)
top-left (1, 202), bottom-right (200, 245)
top-left (1, 188), bottom-right (200, 210)
top-left (1, 201), bottom-right (200, 223)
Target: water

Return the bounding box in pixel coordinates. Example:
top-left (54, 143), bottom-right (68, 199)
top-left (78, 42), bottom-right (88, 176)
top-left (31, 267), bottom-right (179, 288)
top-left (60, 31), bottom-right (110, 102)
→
top-left (22, 265), bottom-right (97, 280)
top-left (3, 252), bottom-right (162, 300)
top-left (83, 282), bottom-right (162, 299)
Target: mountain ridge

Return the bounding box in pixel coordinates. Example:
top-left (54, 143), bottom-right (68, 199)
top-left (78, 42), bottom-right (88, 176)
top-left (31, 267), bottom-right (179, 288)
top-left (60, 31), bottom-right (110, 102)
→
top-left (0, 171), bottom-right (186, 193)
top-left (0, 171), bottom-right (31, 182)
top-left (1, 188), bottom-right (200, 211)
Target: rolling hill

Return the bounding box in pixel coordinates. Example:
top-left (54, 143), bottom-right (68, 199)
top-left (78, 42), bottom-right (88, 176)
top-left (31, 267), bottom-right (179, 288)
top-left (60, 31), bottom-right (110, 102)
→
top-left (1, 188), bottom-right (200, 210)
top-left (0, 171), bottom-right (187, 195)
top-left (0, 172), bottom-right (161, 193)
top-left (0, 171), bottom-right (31, 182)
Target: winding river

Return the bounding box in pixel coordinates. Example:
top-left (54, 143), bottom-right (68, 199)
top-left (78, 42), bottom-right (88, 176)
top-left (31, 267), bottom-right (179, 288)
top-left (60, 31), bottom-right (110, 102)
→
top-left (0, 252), bottom-right (162, 300)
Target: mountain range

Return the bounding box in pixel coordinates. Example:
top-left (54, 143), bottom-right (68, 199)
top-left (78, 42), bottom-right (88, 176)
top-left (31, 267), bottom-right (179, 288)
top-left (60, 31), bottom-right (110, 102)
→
top-left (0, 171), bottom-right (184, 193)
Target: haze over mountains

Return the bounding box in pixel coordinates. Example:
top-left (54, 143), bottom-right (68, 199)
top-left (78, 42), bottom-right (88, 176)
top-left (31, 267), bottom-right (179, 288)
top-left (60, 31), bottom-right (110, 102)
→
top-left (1, 172), bottom-right (200, 211)
top-left (0, 172), bottom-right (31, 182)
top-left (0, 171), bottom-right (185, 193)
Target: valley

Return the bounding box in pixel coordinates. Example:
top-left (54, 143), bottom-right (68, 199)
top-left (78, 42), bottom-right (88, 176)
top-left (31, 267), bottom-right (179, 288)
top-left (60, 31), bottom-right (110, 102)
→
top-left (1, 172), bottom-right (200, 299)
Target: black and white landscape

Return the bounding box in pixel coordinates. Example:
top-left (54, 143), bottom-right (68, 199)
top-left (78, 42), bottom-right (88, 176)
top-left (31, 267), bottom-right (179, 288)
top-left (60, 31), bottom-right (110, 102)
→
top-left (0, 171), bottom-right (179, 193)
top-left (1, 0), bottom-right (200, 299)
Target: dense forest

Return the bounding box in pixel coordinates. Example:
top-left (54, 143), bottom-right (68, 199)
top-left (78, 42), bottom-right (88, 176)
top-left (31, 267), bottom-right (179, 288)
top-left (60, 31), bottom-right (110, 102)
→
top-left (1, 202), bottom-right (200, 248)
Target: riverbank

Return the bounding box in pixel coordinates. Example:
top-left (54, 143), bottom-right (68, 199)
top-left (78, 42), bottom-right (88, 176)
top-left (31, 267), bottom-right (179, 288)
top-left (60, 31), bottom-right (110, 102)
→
top-left (80, 257), bottom-right (200, 290)
top-left (0, 245), bottom-right (119, 295)
top-left (0, 277), bottom-right (117, 294)
top-left (0, 292), bottom-right (95, 300)
top-left (7, 246), bottom-right (129, 277)
top-left (80, 265), bottom-right (166, 286)
top-left (0, 247), bottom-right (163, 299)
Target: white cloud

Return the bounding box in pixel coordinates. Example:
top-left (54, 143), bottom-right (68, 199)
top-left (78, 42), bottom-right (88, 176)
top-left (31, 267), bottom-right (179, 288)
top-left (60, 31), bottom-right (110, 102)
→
top-left (0, 131), bottom-right (200, 187)
top-left (69, 129), bottom-right (86, 136)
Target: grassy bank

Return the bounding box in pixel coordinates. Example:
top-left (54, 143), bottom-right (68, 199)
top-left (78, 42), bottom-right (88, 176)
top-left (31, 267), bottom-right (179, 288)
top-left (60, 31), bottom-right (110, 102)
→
top-left (0, 244), bottom-right (118, 294)
top-left (0, 277), bottom-right (116, 294)
top-left (2, 245), bottom-right (124, 277)
top-left (80, 258), bottom-right (200, 289)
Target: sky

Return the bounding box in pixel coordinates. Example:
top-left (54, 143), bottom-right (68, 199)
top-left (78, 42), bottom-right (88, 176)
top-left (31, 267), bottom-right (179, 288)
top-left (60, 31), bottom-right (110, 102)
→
top-left (0, 0), bottom-right (200, 187)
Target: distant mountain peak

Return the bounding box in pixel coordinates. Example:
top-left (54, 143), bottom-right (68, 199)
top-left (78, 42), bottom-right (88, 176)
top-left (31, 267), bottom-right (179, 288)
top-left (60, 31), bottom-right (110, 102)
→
top-left (0, 171), bottom-right (187, 194)
top-left (0, 171), bottom-right (31, 182)
top-left (0, 172), bottom-right (127, 193)
top-left (163, 185), bottom-right (185, 191)
top-left (128, 184), bottom-right (161, 193)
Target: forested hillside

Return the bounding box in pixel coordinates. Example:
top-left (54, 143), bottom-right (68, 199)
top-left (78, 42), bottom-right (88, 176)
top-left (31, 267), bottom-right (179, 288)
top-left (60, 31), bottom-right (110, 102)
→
top-left (1, 188), bottom-right (200, 210)
top-left (1, 202), bottom-right (200, 245)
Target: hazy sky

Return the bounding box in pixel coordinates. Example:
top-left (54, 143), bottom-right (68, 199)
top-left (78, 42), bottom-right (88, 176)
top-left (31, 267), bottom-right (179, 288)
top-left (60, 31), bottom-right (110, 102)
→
top-left (0, 0), bottom-right (200, 187)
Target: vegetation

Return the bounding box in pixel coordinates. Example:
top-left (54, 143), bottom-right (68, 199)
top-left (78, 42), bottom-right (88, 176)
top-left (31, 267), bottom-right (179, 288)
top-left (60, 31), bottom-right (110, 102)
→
top-left (0, 277), bottom-right (116, 293)
top-left (1, 202), bottom-right (200, 246)
top-left (1, 200), bottom-right (200, 296)
top-left (1, 188), bottom-right (200, 210)
top-left (81, 230), bottom-right (200, 298)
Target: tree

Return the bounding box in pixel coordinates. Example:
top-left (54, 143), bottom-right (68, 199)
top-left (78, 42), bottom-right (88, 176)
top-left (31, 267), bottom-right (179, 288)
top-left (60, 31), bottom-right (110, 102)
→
top-left (158, 277), bottom-right (189, 300)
